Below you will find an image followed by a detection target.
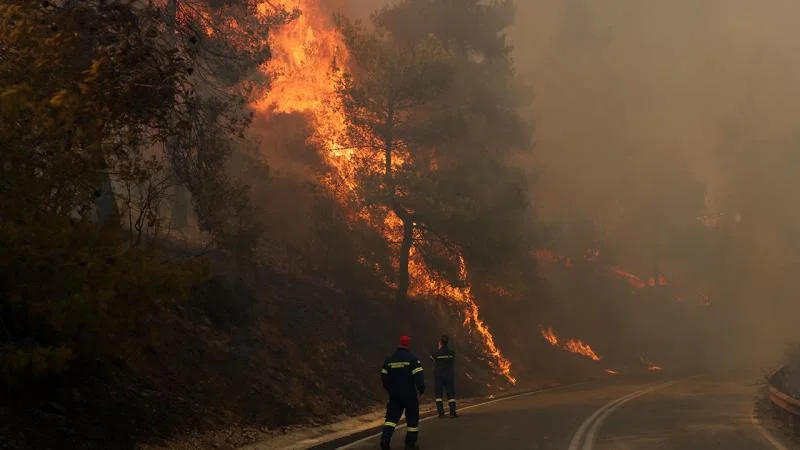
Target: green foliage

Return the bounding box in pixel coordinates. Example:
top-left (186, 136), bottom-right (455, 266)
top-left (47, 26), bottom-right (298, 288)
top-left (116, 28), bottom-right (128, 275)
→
top-left (171, 0), bottom-right (291, 88)
top-left (0, 217), bottom-right (207, 387)
top-left (161, 0), bottom-right (290, 251)
top-left (0, 1), bottom-right (210, 387)
top-left (336, 1), bottom-right (535, 294)
top-left (0, 0), bottom-right (195, 221)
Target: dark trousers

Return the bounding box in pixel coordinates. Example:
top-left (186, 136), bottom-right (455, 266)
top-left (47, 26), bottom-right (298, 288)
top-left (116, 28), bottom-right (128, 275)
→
top-left (381, 395), bottom-right (420, 446)
top-left (434, 374), bottom-right (456, 415)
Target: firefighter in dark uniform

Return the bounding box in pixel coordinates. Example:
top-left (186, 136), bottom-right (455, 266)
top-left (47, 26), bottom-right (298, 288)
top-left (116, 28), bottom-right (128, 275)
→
top-left (430, 334), bottom-right (457, 418)
top-left (380, 335), bottom-right (425, 450)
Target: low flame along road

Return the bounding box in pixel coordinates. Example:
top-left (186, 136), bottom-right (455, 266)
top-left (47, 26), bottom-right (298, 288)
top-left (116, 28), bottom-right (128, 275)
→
top-left (540, 327), bottom-right (602, 362)
top-left (320, 371), bottom-right (789, 450)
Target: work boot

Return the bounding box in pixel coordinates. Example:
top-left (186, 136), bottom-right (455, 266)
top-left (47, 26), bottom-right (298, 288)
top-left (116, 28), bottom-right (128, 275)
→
top-left (449, 412), bottom-right (458, 418)
top-left (437, 413), bottom-right (445, 419)
top-left (380, 440), bottom-right (391, 450)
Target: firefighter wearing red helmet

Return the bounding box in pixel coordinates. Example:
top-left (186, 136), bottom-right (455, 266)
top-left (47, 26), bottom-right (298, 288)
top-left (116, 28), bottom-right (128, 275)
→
top-left (380, 335), bottom-right (425, 450)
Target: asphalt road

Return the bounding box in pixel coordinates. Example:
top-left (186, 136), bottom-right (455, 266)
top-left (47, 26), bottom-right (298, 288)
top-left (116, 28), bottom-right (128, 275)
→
top-left (336, 372), bottom-right (794, 450)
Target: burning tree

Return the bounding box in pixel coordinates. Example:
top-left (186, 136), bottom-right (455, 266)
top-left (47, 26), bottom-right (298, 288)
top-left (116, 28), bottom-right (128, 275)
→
top-left (254, 0), bottom-right (525, 383)
top-left (373, 0), bottom-right (535, 292)
top-left (335, 0), bottom-right (534, 301)
top-left (154, 0), bottom-right (290, 250)
top-left (335, 19), bottom-right (456, 301)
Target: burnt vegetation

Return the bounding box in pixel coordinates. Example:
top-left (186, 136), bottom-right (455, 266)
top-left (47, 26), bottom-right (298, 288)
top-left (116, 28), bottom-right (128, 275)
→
top-left (1, 0), bottom-right (791, 448)
top-left (0, 1), bottom-right (538, 447)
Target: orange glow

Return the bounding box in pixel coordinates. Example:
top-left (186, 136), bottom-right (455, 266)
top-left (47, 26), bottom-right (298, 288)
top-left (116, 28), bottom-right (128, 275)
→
top-left (255, 0), bottom-right (515, 384)
top-left (487, 286), bottom-right (512, 297)
top-left (640, 356), bottom-right (664, 372)
top-left (564, 339), bottom-right (601, 361)
top-left (611, 266), bottom-right (668, 289)
top-left (610, 266), bottom-right (646, 289)
top-left (541, 327), bottom-right (559, 346)
top-left (532, 249), bottom-right (573, 269)
top-left (540, 327), bottom-right (601, 361)
top-left (409, 254), bottom-right (516, 384)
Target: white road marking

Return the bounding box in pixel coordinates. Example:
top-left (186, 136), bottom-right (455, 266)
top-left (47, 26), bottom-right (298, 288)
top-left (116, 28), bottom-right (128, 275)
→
top-left (336, 379), bottom-right (602, 449)
top-left (751, 405), bottom-right (790, 450)
top-left (568, 380), bottom-right (682, 450)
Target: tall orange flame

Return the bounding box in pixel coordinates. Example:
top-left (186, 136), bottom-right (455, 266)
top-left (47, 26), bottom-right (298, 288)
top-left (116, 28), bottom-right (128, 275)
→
top-left (409, 253), bottom-right (516, 384)
top-left (254, 0), bottom-right (515, 384)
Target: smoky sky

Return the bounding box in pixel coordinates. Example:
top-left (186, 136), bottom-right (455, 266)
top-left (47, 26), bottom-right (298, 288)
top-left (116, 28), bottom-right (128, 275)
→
top-left (510, 0), bottom-right (800, 220)
top-left (510, 0), bottom-right (800, 365)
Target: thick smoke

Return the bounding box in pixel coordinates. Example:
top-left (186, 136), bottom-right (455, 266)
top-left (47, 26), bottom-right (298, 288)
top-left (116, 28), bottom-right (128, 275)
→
top-left (250, 0), bottom-right (800, 372)
top-left (510, 0), bottom-right (800, 369)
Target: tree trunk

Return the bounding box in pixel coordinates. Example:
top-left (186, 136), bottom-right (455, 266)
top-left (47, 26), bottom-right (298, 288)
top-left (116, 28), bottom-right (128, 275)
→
top-left (382, 101), bottom-right (416, 301)
top-left (396, 209), bottom-right (414, 301)
top-left (164, 0), bottom-right (191, 231)
top-left (166, 0), bottom-right (177, 33)
top-left (171, 184), bottom-right (189, 230)
top-left (93, 159), bottom-right (120, 227)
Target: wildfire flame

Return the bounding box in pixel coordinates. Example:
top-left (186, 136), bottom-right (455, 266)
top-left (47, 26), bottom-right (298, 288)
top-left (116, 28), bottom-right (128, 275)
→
top-left (534, 250), bottom-right (669, 290)
top-left (254, 0), bottom-right (515, 384)
top-left (539, 327), bottom-right (601, 361)
top-left (640, 356), bottom-right (664, 372)
top-left (610, 266), bottom-right (646, 289)
top-left (564, 340), bottom-right (601, 361)
top-left (541, 327), bottom-right (558, 346)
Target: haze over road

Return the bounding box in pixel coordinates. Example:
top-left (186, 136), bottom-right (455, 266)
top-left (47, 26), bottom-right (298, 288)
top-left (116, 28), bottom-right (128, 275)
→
top-left (337, 373), bottom-right (790, 450)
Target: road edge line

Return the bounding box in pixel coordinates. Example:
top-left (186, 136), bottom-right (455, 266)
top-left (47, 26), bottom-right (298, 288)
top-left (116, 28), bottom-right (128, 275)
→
top-left (566, 388), bottom-right (635, 450)
top-left (581, 380), bottom-right (681, 450)
top-left (336, 378), bottom-right (604, 449)
top-left (569, 377), bottom-right (696, 450)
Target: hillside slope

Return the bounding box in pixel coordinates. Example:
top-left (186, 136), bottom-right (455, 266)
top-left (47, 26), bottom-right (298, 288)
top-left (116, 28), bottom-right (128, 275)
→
top-left (1, 269), bottom-right (521, 449)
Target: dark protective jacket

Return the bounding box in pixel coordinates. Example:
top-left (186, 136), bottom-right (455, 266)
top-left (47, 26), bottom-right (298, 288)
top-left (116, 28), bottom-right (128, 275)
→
top-left (430, 345), bottom-right (455, 378)
top-left (381, 348), bottom-right (425, 398)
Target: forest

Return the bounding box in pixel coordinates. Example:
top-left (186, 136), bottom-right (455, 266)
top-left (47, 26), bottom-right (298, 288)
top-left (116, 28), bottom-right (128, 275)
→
top-left (2, 0), bottom-right (799, 448)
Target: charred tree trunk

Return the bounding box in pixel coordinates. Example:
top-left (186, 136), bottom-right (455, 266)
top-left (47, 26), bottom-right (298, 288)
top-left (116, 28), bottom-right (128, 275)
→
top-left (164, 0), bottom-right (191, 231)
top-left (383, 102), bottom-right (414, 301)
top-left (395, 206), bottom-right (414, 301)
top-left (166, 0), bottom-right (177, 33)
top-left (93, 170), bottom-right (119, 226)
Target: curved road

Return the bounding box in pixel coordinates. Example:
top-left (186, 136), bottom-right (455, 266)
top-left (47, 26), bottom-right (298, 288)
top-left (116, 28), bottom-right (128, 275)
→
top-left (333, 372), bottom-right (793, 450)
